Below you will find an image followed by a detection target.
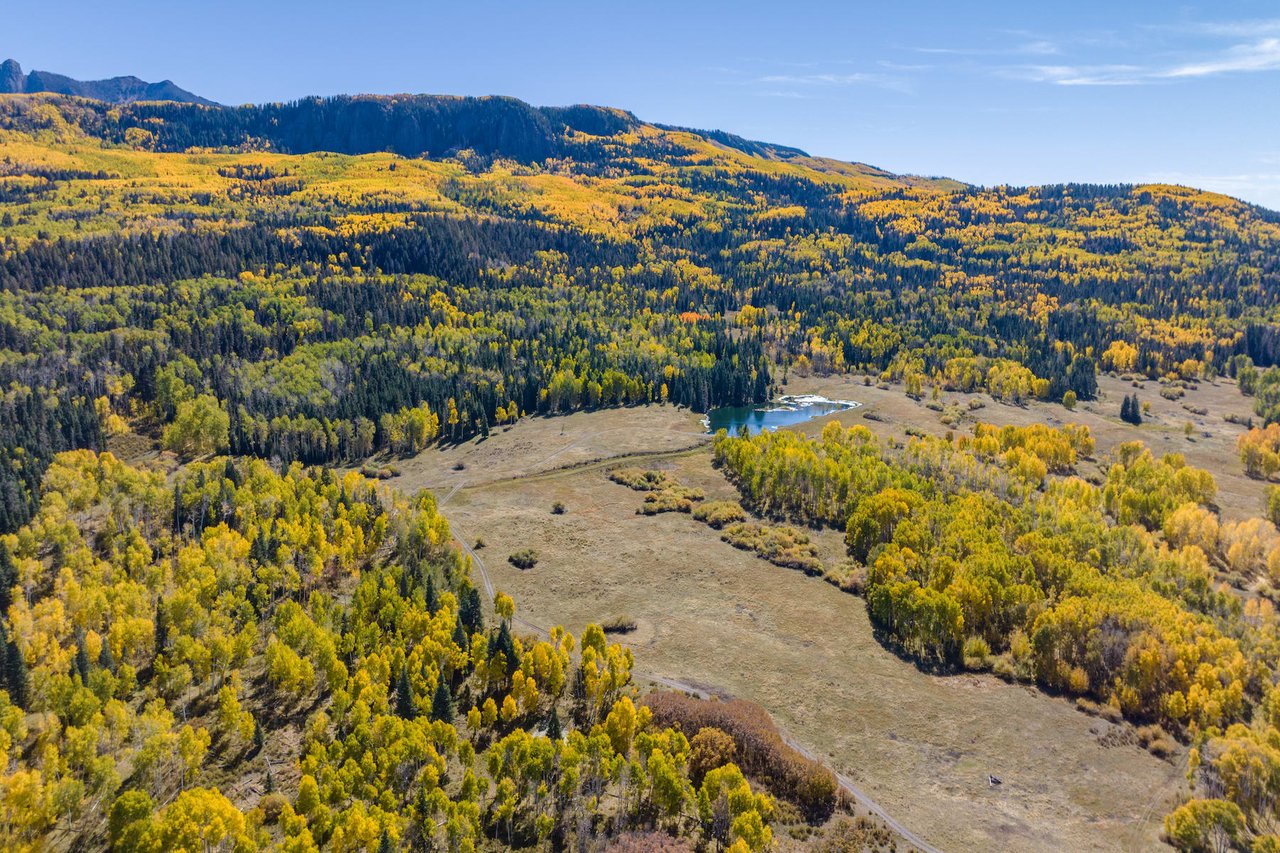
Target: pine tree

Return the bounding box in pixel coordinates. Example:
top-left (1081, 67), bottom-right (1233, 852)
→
top-left (425, 574), bottom-right (438, 614)
top-left (1120, 393), bottom-right (1142, 425)
top-left (546, 705), bottom-right (561, 741)
top-left (452, 617), bottom-right (469, 652)
top-left (74, 633), bottom-right (91, 684)
top-left (494, 621), bottom-right (517, 676)
top-left (395, 667), bottom-right (416, 719)
top-left (459, 586), bottom-right (483, 633)
top-left (5, 631), bottom-right (27, 709)
top-left (0, 541), bottom-right (16, 614)
top-left (252, 529), bottom-right (269, 565)
top-left (431, 678), bottom-right (453, 723)
top-left (98, 639), bottom-right (115, 673)
top-left (378, 829), bottom-right (394, 853)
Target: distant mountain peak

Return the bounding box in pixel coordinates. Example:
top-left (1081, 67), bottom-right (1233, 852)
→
top-left (0, 58), bottom-right (216, 105)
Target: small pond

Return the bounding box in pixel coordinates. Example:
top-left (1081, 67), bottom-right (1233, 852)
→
top-left (704, 395), bottom-right (860, 435)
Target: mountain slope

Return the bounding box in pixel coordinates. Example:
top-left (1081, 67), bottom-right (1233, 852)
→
top-left (2, 81), bottom-right (1280, 853)
top-left (0, 58), bottom-right (216, 105)
top-left (0, 87), bottom-right (1276, 535)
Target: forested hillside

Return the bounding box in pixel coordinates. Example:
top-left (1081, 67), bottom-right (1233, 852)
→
top-left (3, 87), bottom-right (1280, 851)
top-left (0, 449), bottom-right (818, 851)
top-left (1, 93), bottom-right (1277, 537)
top-left (711, 420), bottom-right (1280, 849)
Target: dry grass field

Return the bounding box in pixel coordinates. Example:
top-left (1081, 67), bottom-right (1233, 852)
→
top-left (379, 375), bottom-right (1269, 852)
top-left (401, 402), bottom-right (1197, 853)
top-left (389, 405), bottom-right (709, 498)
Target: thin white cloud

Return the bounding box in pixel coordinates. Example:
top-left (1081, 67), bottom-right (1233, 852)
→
top-left (1020, 40), bottom-right (1060, 56)
top-left (1005, 37), bottom-right (1280, 86)
top-left (1011, 64), bottom-right (1146, 86)
top-left (878, 60), bottom-right (933, 72)
top-left (1161, 37), bottom-right (1280, 78)
top-left (926, 16), bottom-right (1280, 87)
top-left (757, 71), bottom-right (912, 93)
top-left (760, 73), bottom-right (883, 85)
top-left (755, 90), bottom-right (813, 100)
top-left (916, 40), bottom-right (1059, 57)
top-left (1171, 18), bottom-right (1280, 38)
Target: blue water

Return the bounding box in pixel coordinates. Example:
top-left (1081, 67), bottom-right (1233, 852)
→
top-left (705, 395), bottom-right (860, 435)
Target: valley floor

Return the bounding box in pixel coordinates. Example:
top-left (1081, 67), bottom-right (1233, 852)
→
top-left (388, 385), bottom-right (1242, 852)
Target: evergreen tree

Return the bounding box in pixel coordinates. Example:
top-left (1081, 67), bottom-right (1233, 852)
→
top-left (74, 633), bottom-right (90, 684)
top-left (430, 677), bottom-right (453, 723)
top-left (1121, 393), bottom-right (1143, 425)
top-left (378, 829), bottom-right (394, 853)
top-left (98, 638), bottom-right (115, 673)
top-left (4, 630), bottom-right (27, 709)
top-left (493, 621), bottom-right (517, 676)
top-left (251, 529), bottom-right (269, 565)
top-left (0, 540), bottom-right (16, 614)
top-left (452, 617), bottom-right (469, 652)
top-left (425, 574), bottom-right (438, 614)
top-left (546, 705), bottom-right (561, 741)
top-left (395, 666), bottom-right (415, 719)
top-left (459, 586), bottom-right (484, 633)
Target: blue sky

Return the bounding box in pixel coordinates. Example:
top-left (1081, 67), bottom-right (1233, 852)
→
top-left (8, 1), bottom-right (1280, 208)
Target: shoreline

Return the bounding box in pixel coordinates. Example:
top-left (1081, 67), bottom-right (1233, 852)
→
top-left (701, 394), bottom-right (863, 433)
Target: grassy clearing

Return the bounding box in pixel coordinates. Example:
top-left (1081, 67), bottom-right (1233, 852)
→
top-left (425, 411), bottom-right (1185, 853)
top-left (384, 405), bottom-right (708, 497)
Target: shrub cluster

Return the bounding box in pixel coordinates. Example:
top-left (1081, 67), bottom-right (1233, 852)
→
top-left (720, 522), bottom-right (822, 575)
top-left (601, 614), bottom-right (638, 634)
top-left (691, 500), bottom-right (748, 529)
top-left (639, 485), bottom-right (705, 515)
top-left (608, 468), bottom-right (671, 491)
top-left (508, 548), bottom-right (540, 569)
top-left (643, 692), bottom-right (838, 821)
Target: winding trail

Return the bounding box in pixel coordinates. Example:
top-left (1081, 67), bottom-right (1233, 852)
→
top-left (780, 733), bottom-right (947, 853)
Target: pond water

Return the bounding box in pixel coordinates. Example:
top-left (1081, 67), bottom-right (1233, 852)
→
top-left (704, 395), bottom-right (861, 435)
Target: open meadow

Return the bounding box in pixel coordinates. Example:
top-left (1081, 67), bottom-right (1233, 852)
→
top-left (399, 398), bottom-right (1209, 852)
